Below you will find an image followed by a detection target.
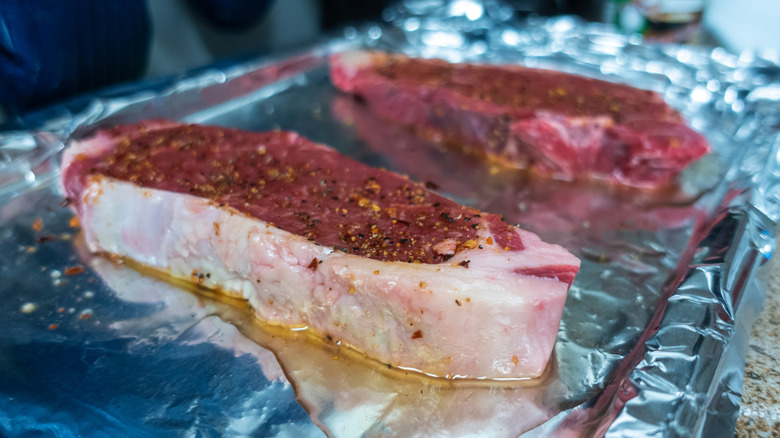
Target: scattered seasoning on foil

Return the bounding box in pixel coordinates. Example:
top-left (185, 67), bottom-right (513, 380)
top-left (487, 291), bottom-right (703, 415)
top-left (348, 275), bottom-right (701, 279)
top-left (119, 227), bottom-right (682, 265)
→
top-left (48, 324), bottom-right (59, 330)
top-left (64, 266), bottom-right (85, 276)
top-left (311, 103), bottom-right (322, 119)
top-left (20, 303), bottom-right (37, 314)
top-left (31, 218), bottom-right (43, 231)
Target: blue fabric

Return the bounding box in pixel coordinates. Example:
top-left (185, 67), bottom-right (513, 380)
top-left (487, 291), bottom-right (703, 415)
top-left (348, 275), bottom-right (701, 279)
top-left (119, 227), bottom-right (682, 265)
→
top-left (185, 0), bottom-right (274, 31)
top-left (0, 0), bottom-right (150, 112)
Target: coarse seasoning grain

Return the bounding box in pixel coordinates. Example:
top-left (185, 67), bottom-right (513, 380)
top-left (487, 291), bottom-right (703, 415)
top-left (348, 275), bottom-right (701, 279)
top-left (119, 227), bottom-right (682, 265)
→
top-left (65, 124), bottom-right (524, 264)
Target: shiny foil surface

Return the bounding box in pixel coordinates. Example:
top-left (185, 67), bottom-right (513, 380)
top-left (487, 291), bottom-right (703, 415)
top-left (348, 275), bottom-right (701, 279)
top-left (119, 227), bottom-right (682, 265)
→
top-left (1, 2), bottom-right (779, 436)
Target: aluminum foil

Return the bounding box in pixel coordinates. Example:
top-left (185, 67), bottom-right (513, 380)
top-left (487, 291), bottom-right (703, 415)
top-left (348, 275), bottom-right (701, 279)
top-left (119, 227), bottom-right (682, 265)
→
top-left (2, 2), bottom-right (780, 436)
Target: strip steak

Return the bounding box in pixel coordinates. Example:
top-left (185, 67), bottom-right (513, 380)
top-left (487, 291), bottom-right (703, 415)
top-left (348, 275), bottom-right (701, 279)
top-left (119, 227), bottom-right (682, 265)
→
top-left (61, 121), bottom-right (580, 379)
top-left (330, 50), bottom-right (711, 189)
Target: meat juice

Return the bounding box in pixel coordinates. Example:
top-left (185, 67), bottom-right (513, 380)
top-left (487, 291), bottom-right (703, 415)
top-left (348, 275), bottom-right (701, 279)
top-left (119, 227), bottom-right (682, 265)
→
top-left (214, 292), bottom-right (567, 437)
top-left (88, 252), bottom-right (569, 438)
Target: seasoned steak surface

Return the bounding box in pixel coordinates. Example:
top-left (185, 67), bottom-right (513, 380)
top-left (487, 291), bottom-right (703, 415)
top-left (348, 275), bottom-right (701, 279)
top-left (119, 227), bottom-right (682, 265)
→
top-left (331, 51), bottom-right (711, 189)
top-left (64, 123), bottom-right (523, 264)
top-left (370, 54), bottom-right (678, 124)
top-left (61, 121), bottom-right (581, 379)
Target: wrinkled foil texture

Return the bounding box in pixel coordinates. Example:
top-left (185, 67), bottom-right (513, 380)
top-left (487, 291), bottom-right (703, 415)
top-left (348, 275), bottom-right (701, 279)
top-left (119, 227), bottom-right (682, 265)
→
top-left (1, 2), bottom-right (779, 437)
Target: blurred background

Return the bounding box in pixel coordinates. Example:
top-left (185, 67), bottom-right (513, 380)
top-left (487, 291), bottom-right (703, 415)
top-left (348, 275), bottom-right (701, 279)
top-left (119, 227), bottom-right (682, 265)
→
top-left (0, 0), bottom-right (778, 116)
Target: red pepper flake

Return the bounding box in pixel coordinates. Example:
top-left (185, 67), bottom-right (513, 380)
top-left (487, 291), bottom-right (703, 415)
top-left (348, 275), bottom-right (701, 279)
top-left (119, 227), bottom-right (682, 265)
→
top-left (458, 260), bottom-right (470, 268)
top-left (69, 216), bottom-right (81, 228)
top-left (64, 266), bottom-right (85, 276)
top-left (32, 218), bottom-right (43, 231)
top-left (512, 355), bottom-right (519, 365)
top-left (213, 222), bottom-right (221, 236)
top-left (411, 330), bottom-right (423, 340)
top-left (307, 258), bottom-right (319, 271)
top-left (48, 324), bottom-right (59, 330)
top-left (504, 246), bottom-right (511, 251)
top-left (486, 237), bottom-right (494, 245)
top-left (455, 299), bottom-right (462, 306)
top-left (37, 235), bottom-right (56, 243)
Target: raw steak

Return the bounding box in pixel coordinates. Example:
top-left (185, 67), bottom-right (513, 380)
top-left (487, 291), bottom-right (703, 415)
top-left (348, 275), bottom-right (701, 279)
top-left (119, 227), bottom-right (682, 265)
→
top-left (61, 121), bottom-right (580, 379)
top-left (330, 50), bottom-right (711, 189)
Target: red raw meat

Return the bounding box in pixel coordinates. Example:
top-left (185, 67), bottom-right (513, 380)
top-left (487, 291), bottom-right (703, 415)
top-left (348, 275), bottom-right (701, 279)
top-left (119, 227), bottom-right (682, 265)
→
top-left (61, 121), bottom-right (580, 379)
top-left (330, 51), bottom-right (711, 189)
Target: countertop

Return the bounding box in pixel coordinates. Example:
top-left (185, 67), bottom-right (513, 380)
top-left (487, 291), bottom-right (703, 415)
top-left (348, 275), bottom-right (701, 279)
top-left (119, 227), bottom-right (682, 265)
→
top-left (736, 244), bottom-right (780, 436)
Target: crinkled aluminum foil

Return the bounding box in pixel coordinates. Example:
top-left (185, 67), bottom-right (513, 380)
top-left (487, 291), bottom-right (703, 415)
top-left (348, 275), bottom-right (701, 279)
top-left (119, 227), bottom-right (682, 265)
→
top-left (1, 2), bottom-right (779, 436)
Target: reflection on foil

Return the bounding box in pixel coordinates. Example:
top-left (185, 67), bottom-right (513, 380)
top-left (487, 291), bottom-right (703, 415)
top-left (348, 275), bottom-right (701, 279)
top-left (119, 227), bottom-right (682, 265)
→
top-left (84, 237), bottom-right (569, 438)
top-left (0, 190), bottom-right (319, 437)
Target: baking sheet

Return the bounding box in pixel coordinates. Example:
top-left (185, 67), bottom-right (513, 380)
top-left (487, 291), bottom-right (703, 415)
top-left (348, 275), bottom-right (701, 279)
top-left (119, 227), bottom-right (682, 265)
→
top-left (2, 7), bottom-right (780, 437)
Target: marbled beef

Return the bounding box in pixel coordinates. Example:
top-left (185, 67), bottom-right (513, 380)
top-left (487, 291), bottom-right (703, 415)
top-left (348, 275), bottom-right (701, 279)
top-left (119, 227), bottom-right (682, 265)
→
top-left (330, 50), bottom-right (710, 189)
top-left (61, 121), bottom-right (580, 379)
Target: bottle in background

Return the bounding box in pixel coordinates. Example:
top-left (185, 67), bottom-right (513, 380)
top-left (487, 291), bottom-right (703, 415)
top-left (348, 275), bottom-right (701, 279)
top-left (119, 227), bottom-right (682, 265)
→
top-left (606, 0), bottom-right (706, 43)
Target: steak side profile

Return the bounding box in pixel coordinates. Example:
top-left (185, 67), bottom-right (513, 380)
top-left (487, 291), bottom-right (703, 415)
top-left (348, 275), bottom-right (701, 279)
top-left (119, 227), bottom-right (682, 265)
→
top-left (330, 50), bottom-right (711, 189)
top-left (61, 121), bottom-right (580, 379)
